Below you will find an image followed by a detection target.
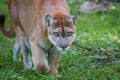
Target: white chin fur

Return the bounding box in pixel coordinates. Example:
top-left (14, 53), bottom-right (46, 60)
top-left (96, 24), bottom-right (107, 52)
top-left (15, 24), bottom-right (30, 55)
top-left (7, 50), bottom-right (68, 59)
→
top-left (57, 47), bottom-right (63, 51)
top-left (57, 46), bottom-right (70, 51)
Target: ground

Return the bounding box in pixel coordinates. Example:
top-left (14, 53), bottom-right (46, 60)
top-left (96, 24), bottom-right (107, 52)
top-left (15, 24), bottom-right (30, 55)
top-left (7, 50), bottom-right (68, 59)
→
top-left (0, 1), bottom-right (120, 80)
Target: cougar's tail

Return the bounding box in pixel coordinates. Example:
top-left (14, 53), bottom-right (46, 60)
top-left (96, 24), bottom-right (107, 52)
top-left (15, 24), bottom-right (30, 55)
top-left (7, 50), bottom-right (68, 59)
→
top-left (0, 14), bottom-right (15, 38)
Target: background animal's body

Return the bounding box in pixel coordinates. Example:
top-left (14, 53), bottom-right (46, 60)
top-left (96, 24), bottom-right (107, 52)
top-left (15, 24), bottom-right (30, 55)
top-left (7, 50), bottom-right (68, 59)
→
top-left (0, 0), bottom-right (76, 76)
top-left (80, 0), bottom-right (116, 13)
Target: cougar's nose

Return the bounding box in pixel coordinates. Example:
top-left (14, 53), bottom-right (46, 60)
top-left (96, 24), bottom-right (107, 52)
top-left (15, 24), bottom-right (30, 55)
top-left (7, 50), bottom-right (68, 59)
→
top-left (59, 43), bottom-right (70, 49)
top-left (59, 38), bottom-right (69, 49)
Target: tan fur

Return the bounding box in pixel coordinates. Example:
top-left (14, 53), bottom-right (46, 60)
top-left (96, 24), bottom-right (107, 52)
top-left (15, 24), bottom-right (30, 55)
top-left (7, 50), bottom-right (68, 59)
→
top-left (0, 0), bottom-right (77, 76)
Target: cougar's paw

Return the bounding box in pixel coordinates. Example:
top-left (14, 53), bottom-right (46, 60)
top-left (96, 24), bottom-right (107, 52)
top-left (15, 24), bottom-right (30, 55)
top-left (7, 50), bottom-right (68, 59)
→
top-left (55, 74), bottom-right (62, 77)
top-left (35, 64), bottom-right (50, 74)
top-left (24, 59), bottom-right (32, 69)
top-left (50, 72), bottom-right (62, 77)
top-left (50, 70), bottom-right (61, 77)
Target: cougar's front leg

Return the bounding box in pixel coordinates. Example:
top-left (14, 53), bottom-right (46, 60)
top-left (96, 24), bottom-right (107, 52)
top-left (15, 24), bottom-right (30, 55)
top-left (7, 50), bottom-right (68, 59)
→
top-left (30, 40), bottom-right (50, 73)
top-left (48, 46), bottom-right (61, 76)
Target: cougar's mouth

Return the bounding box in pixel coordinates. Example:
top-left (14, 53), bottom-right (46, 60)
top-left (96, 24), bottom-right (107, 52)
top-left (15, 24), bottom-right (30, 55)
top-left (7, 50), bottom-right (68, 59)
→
top-left (56, 46), bottom-right (70, 51)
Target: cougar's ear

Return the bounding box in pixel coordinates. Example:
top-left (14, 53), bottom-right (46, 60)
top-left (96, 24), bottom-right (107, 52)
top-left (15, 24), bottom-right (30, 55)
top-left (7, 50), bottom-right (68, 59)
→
top-left (68, 14), bottom-right (77, 25)
top-left (45, 15), bottom-right (55, 27)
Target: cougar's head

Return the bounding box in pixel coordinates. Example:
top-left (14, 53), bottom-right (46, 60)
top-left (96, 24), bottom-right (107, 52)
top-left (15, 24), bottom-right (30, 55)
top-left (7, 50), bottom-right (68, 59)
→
top-left (45, 13), bottom-right (77, 51)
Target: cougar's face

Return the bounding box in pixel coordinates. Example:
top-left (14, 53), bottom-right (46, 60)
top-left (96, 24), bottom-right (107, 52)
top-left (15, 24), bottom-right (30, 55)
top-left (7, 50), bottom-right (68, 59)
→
top-left (45, 14), bottom-right (77, 51)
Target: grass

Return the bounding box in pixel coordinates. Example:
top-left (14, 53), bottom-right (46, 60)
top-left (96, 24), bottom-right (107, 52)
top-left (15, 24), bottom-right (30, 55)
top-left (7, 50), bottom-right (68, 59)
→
top-left (0, 1), bottom-right (120, 80)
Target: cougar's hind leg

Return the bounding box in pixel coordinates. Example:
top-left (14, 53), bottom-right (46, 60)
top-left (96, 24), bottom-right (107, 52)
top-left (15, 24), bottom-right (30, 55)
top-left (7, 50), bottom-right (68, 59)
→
top-left (13, 39), bottom-right (20, 61)
top-left (22, 42), bottom-right (32, 68)
top-left (22, 42), bottom-right (32, 69)
top-left (13, 38), bottom-right (32, 69)
top-left (15, 27), bottom-right (32, 69)
top-left (9, 0), bottom-right (32, 68)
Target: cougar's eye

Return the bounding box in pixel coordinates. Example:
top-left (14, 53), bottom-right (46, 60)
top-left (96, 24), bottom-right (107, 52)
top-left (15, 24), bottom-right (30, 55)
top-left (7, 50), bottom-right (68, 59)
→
top-left (67, 31), bottom-right (73, 36)
top-left (53, 32), bottom-right (59, 37)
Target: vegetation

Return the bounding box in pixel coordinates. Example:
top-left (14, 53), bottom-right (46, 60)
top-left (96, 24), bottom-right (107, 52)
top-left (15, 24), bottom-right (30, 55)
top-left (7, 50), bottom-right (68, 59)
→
top-left (0, 1), bottom-right (120, 80)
